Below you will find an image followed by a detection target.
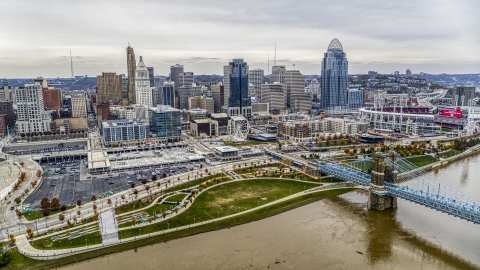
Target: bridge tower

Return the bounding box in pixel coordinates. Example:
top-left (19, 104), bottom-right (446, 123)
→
top-left (367, 151), bottom-right (397, 210)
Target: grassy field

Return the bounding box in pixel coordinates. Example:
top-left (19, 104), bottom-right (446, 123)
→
top-left (438, 149), bottom-right (463, 159)
top-left (405, 155), bottom-right (438, 167)
top-left (24, 205), bottom-right (76, 221)
top-left (164, 193), bottom-right (188, 203)
top-left (32, 231), bottom-right (102, 250)
top-left (118, 179), bottom-right (320, 238)
top-left (3, 188), bottom-right (354, 270)
top-left (115, 200), bottom-right (149, 215)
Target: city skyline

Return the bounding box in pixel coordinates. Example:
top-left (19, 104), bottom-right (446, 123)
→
top-left (1, 0), bottom-right (479, 78)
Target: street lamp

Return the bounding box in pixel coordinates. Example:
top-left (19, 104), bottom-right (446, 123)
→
top-left (194, 217), bottom-right (195, 224)
top-left (85, 239), bottom-right (87, 247)
top-left (167, 222), bottom-right (169, 230)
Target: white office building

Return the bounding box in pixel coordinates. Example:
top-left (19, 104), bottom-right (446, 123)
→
top-left (15, 84), bottom-right (51, 134)
top-left (135, 56), bottom-right (153, 107)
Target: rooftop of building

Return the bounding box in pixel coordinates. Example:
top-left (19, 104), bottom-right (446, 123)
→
top-left (149, 105), bottom-right (179, 113)
top-left (210, 113), bottom-right (228, 119)
top-left (101, 118), bottom-right (147, 127)
top-left (214, 146), bottom-right (239, 153)
top-left (191, 119), bottom-right (210, 124)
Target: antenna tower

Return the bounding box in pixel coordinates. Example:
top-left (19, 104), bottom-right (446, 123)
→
top-left (274, 43), bottom-right (276, 65)
top-left (70, 50), bottom-right (74, 78)
top-left (267, 53), bottom-right (269, 74)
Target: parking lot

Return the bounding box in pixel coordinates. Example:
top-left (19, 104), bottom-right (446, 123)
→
top-left (23, 159), bottom-right (202, 209)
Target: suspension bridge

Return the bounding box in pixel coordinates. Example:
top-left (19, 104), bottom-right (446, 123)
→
top-left (317, 150), bottom-right (480, 224)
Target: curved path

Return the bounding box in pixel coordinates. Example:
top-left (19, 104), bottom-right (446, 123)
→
top-left (17, 179), bottom-right (351, 260)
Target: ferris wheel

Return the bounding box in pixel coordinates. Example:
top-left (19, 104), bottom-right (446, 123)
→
top-left (227, 116), bottom-right (251, 142)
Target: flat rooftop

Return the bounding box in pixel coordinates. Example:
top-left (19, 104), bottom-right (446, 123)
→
top-left (214, 146), bottom-right (239, 153)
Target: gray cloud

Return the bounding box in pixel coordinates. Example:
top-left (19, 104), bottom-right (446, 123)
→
top-left (0, 0), bottom-right (479, 77)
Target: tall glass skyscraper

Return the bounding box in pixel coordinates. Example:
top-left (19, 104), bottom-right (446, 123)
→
top-left (223, 59), bottom-right (252, 117)
top-left (320, 38), bottom-right (348, 110)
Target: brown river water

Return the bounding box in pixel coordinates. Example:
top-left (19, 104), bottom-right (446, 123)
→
top-left (64, 155), bottom-right (480, 270)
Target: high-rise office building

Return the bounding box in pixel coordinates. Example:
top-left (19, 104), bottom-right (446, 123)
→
top-left (347, 89), bottom-right (364, 109)
top-left (15, 84), bottom-right (51, 134)
top-left (179, 72), bottom-right (194, 88)
top-left (42, 87), bottom-right (62, 115)
top-left (162, 83), bottom-right (175, 108)
top-left (451, 86), bottom-right (475, 106)
top-left (248, 69), bottom-right (265, 102)
top-left (284, 70), bottom-right (305, 108)
top-left (152, 87), bottom-right (162, 107)
top-left (0, 100), bottom-right (16, 131)
top-left (0, 80), bottom-right (12, 101)
top-left (211, 83), bottom-right (224, 113)
top-left (170, 64), bottom-right (184, 90)
top-left (102, 118), bottom-right (149, 143)
top-left (291, 93), bottom-right (312, 113)
top-left (135, 56), bottom-right (153, 107)
top-left (261, 83), bottom-right (287, 112)
top-left (188, 96), bottom-right (214, 113)
top-left (270, 65), bottom-right (286, 83)
top-left (147, 67), bottom-right (155, 87)
top-left (71, 93), bottom-right (87, 117)
top-left (96, 72), bottom-right (123, 104)
top-left (149, 105), bottom-right (181, 141)
top-left (307, 78), bottom-right (320, 96)
top-left (126, 45), bottom-right (136, 103)
top-left (320, 38), bottom-right (348, 110)
top-left (60, 96), bottom-right (72, 118)
top-left (223, 59), bottom-right (251, 117)
top-left (406, 69), bottom-right (412, 76)
top-left (177, 85), bottom-right (202, 110)
top-left (122, 77), bottom-right (129, 102)
top-left (154, 76), bottom-right (167, 88)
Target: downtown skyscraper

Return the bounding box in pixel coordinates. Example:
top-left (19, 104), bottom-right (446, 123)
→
top-left (320, 38), bottom-right (348, 110)
top-left (126, 45), bottom-right (136, 104)
top-left (135, 56), bottom-right (153, 107)
top-left (223, 59), bottom-right (251, 117)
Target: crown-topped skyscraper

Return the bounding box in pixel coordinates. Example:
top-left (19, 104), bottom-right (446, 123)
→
top-left (320, 38), bottom-right (348, 110)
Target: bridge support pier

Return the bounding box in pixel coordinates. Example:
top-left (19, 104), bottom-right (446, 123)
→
top-left (367, 152), bottom-right (397, 211)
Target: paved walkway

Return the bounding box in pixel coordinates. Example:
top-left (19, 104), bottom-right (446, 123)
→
top-left (16, 181), bottom-right (352, 260)
top-left (99, 209), bottom-right (119, 245)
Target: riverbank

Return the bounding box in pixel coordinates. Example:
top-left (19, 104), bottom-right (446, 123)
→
top-left (63, 189), bottom-right (480, 270)
top-left (4, 188), bottom-right (354, 270)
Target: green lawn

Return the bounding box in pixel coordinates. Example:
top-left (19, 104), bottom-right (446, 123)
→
top-left (164, 193), bottom-right (188, 203)
top-left (438, 149), bottom-right (463, 159)
top-left (115, 174), bottom-right (231, 216)
top-left (3, 188), bottom-right (355, 270)
top-left (405, 155), bottom-right (438, 167)
top-left (118, 179), bottom-right (321, 238)
top-left (115, 200), bottom-right (149, 215)
top-left (32, 231), bottom-right (102, 250)
top-left (24, 205), bottom-right (76, 221)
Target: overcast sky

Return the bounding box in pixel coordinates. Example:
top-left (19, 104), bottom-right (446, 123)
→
top-left (1, 0), bottom-right (479, 78)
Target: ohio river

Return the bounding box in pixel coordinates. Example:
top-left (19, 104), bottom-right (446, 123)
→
top-left (64, 155), bottom-right (480, 270)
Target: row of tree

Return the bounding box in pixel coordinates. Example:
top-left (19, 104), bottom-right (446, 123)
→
top-left (40, 197), bottom-right (67, 217)
top-left (453, 138), bottom-right (480, 151)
